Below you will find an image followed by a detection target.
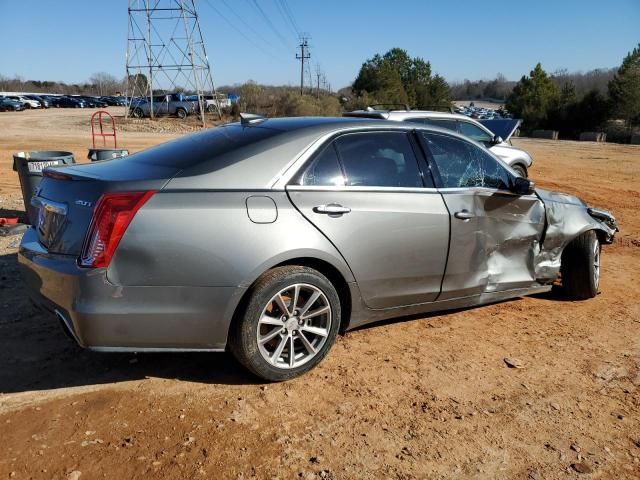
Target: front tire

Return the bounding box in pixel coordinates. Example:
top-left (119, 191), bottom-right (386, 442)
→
top-left (176, 108), bottom-right (187, 119)
top-left (512, 164), bottom-right (528, 177)
top-left (561, 230), bottom-right (600, 299)
top-left (229, 266), bottom-right (341, 381)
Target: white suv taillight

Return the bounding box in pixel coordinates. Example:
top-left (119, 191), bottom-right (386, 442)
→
top-left (80, 191), bottom-right (155, 268)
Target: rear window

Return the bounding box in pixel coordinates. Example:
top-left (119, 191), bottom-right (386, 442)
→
top-left (127, 125), bottom-right (284, 169)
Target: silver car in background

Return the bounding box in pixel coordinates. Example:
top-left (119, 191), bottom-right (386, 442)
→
top-left (19, 116), bottom-right (616, 381)
top-left (344, 107), bottom-right (533, 177)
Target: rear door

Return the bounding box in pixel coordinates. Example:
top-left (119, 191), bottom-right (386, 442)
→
top-left (419, 131), bottom-right (545, 299)
top-left (287, 130), bottom-right (450, 309)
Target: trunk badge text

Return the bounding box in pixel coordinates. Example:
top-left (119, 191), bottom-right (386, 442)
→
top-left (75, 200), bottom-right (92, 207)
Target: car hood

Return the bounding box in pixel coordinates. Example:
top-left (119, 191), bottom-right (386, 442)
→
top-left (535, 188), bottom-right (587, 207)
top-left (479, 119), bottom-right (521, 141)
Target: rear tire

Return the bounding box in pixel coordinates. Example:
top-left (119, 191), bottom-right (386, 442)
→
top-left (133, 107), bottom-right (144, 118)
top-left (560, 230), bottom-right (600, 299)
top-left (176, 108), bottom-right (187, 119)
top-left (229, 266), bottom-right (341, 382)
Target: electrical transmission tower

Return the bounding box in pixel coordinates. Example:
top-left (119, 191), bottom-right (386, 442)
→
top-left (126, 0), bottom-right (221, 125)
top-left (296, 36), bottom-right (310, 96)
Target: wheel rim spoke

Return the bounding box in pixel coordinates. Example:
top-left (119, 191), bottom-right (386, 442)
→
top-left (271, 335), bottom-right (288, 364)
top-left (298, 331), bottom-right (316, 354)
top-left (259, 314), bottom-right (284, 327)
top-left (259, 327), bottom-right (283, 345)
top-left (289, 336), bottom-right (295, 368)
top-left (301, 325), bottom-right (329, 338)
top-left (292, 284), bottom-right (300, 312)
top-left (274, 293), bottom-right (291, 316)
top-left (300, 291), bottom-right (321, 316)
top-left (301, 305), bottom-right (330, 320)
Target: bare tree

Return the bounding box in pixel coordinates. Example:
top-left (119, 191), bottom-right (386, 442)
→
top-left (89, 72), bottom-right (121, 96)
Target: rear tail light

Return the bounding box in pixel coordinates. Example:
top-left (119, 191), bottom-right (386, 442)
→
top-left (80, 191), bottom-right (155, 268)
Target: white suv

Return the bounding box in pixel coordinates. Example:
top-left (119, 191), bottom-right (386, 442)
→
top-left (345, 107), bottom-right (532, 177)
top-left (7, 95), bottom-right (42, 109)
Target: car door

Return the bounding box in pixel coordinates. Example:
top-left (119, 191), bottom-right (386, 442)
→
top-left (287, 130), bottom-right (450, 309)
top-left (419, 131), bottom-right (546, 300)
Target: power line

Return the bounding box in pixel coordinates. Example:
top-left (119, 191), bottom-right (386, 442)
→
top-left (248, 0), bottom-right (291, 51)
top-left (220, 0), bottom-right (279, 50)
top-left (202, 0), bottom-right (286, 62)
top-left (274, 0), bottom-right (299, 41)
top-left (279, 0), bottom-right (301, 35)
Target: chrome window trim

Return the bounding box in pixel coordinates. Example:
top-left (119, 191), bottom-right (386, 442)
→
top-left (438, 186), bottom-right (538, 199)
top-left (286, 185), bottom-right (439, 194)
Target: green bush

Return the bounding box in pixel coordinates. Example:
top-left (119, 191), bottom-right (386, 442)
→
top-left (276, 93), bottom-right (342, 117)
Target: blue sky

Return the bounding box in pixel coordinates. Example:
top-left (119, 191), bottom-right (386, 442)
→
top-left (0, 0), bottom-right (638, 89)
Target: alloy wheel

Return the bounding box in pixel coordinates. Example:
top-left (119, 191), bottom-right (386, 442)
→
top-left (256, 283), bottom-right (331, 369)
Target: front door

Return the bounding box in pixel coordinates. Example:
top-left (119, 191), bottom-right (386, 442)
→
top-left (419, 131), bottom-right (545, 300)
top-left (287, 130), bottom-right (450, 309)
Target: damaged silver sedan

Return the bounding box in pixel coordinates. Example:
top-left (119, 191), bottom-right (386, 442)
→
top-left (19, 116), bottom-right (617, 381)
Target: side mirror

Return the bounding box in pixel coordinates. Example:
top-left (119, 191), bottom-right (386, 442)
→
top-left (492, 135), bottom-right (503, 145)
top-left (512, 176), bottom-right (535, 195)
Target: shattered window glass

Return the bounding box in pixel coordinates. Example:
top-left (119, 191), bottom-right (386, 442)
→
top-left (422, 132), bottom-right (511, 190)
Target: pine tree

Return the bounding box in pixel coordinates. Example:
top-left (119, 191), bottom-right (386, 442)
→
top-left (608, 43), bottom-right (640, 130)
top-left (352, 48), bottom-right (450, 108)
top-left (506, 63), bottom-right (560, 130)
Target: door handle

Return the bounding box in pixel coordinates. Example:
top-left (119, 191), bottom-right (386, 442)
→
top-left (454, 210), bottom-right (474, 220)
top-left (313, 204), bottom-right (351, 215)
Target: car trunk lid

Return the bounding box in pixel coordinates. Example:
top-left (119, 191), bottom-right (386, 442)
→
top-left (33, 160), bottom-right (179, 256)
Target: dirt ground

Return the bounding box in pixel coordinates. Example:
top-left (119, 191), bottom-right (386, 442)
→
top-left (0, 108), bottom-right (639, 479)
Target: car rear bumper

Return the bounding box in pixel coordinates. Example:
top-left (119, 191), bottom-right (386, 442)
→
top-left (18, 227), bottom-right (242, 351)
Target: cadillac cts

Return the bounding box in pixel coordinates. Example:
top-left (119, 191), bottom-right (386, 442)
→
top-left (19, 116), bottom-right (617, 381)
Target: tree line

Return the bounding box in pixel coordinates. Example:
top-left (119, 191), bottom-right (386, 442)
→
top-left (2, 44), bottom-right (638, 141)
top-left (506, 43), bottom-right (640, 140)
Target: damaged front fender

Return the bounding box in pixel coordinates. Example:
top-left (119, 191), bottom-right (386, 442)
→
top-left (534, 188), bottom-right (618, 282)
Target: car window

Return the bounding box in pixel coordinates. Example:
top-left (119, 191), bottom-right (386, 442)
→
top-left (421, 132), bottom-right (511, 190)
top-left (458, 121), bottom-right (494, 145)
top-left (405, 117), bottom-right (457, 132)
top-left (334, 132), bottom-right (423, 188)
top-left (300, 144), bottom-right (345, 186)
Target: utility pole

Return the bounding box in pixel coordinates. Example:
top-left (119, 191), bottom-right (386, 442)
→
top-left (315, 64), bottom-right (321, 99)
top-left (296, 36), bottom-right (310, 96)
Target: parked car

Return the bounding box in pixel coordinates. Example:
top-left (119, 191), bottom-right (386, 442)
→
top-left (7, 95), bottom-right (41, 109)
top-left (70, 96), bottom-right (107, 108)
top-left (99, 96), bottom-right (126, 106)
top-left (0, 97), bottom-right (26, 111)
top-left (24, 94), bottom-right (50, 108)
top-left (345, 107), bottom-right (532, 177)
top-left (19, 116), bottom-right (617, 381)
top-left (129, 93), bottom-right (197, 119)
top-left (51, 96), bottom-right (87, 108)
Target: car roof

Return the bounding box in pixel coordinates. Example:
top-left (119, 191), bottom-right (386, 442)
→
top-left (344, 109), bottom-right (473, 122)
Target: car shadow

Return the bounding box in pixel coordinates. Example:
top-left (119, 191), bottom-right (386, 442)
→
top-left (0, 251), bottom-right (260, 395)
